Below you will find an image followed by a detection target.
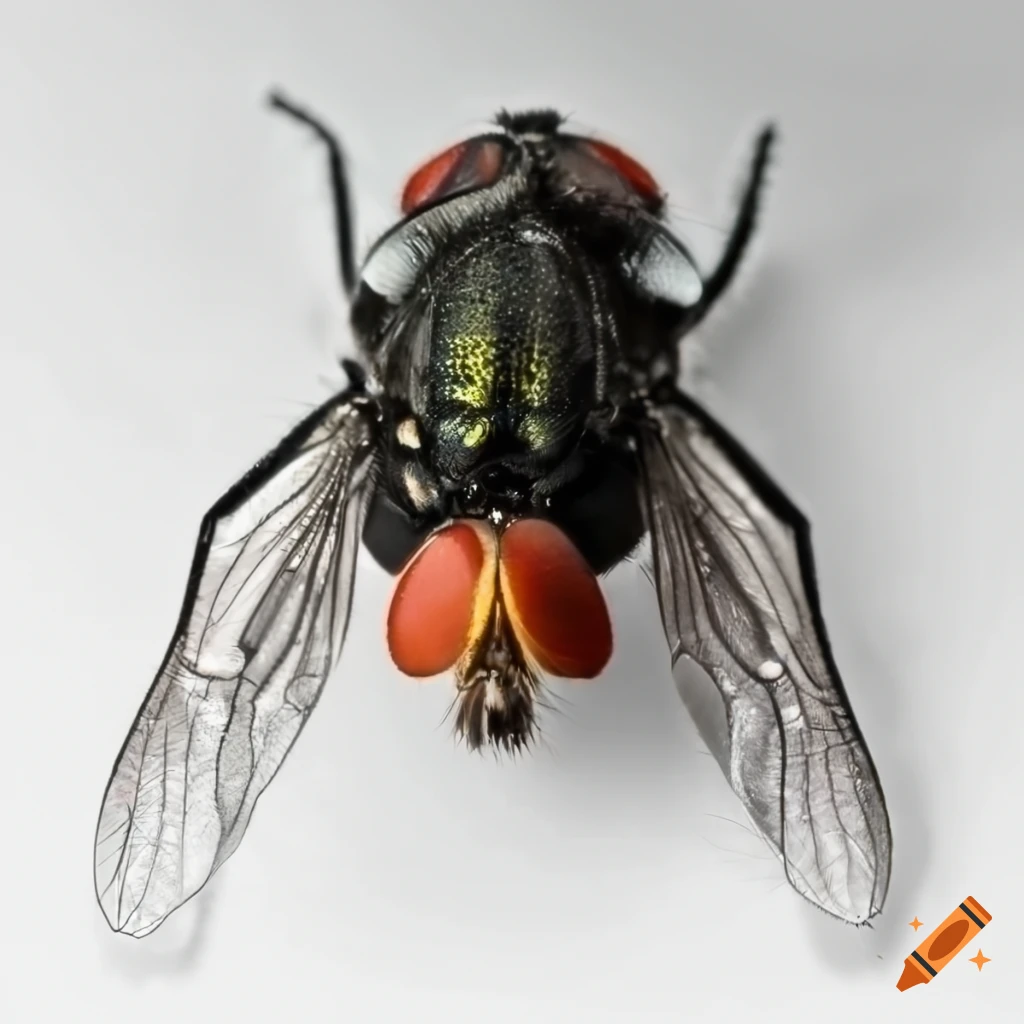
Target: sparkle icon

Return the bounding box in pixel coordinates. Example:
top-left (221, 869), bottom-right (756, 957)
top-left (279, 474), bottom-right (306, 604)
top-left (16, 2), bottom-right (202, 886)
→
top-left (968, 950), bottom-right (991, 971)
top-left (909, 917), bottom-right (923, 931)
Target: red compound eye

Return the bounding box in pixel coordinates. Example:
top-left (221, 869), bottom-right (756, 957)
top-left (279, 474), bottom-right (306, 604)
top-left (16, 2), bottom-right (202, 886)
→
top-left (400, 139), bottom-right (505, 214)
top-left (499, 518), bottom-right (612, 679)
top-left (401, 143), bottom-right (465, 214)
top-left (387, 522), bottom-right (490, 678)
top-left (584, 139), bottom-right (661, 202)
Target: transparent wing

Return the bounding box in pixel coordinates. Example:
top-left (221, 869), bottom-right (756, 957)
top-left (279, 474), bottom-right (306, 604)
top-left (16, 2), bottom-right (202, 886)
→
top-left (640, 395), bottom-right (891, 923)
top-left (94, 391), bottom-right (378, 937)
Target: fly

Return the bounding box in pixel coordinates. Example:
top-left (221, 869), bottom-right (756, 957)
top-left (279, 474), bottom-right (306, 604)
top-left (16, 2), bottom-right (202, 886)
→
top-left (94, 92), bottom-right (892, 938)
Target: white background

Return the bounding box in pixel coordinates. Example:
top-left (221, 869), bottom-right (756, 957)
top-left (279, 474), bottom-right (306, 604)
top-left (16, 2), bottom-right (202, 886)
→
top-left (2, 2), bottom-right (1021, 1021)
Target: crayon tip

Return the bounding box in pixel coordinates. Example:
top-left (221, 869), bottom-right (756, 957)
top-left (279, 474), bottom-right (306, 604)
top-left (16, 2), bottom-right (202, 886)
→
top-left (897, 961), bottom-right (927, 992)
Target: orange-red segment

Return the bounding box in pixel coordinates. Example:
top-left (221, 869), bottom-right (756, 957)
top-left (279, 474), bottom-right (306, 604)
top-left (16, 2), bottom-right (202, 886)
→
top-left (499, 518), bottom-right (612, 678)
top-left (585, 139), bottom-right (660, 201)
top-left (387, 522), bottom-right (485, 677)
top-left (401, 139), bottom-right (505, 214)
top-left (401, 142), bottom-right (468, 214)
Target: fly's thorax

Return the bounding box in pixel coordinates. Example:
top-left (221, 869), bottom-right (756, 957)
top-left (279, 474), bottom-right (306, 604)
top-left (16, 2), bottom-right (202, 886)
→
top-left (418, 227), bottom-right (604, 482)
top-left (358, 213), bottom-right (647, 580)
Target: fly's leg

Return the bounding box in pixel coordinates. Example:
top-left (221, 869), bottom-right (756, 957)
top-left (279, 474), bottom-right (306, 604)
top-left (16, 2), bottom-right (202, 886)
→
top-left (693, 124), bottom-right (776, 323)
top-left (268, 90), bottom-right (358, 299)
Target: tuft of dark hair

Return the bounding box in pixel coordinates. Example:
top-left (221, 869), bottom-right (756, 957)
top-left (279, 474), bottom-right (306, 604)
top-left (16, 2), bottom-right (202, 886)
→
top-left (495, 108), bottom-right (566, 136)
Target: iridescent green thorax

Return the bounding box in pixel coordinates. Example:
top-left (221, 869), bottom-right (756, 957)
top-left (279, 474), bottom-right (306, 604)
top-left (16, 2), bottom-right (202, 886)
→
top-left (424, 234), bottom-right (595, 479)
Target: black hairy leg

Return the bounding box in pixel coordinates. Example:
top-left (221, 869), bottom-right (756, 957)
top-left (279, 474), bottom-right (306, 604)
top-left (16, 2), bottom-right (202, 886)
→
top-left (268, 90), bottom-right (359, 299)
top-left (694, 124), bottom-right (776, 324)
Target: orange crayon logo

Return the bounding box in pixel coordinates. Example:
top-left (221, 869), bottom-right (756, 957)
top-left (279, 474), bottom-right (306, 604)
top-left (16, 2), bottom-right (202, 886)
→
top-left (897, 896), bottom-right (992, 991)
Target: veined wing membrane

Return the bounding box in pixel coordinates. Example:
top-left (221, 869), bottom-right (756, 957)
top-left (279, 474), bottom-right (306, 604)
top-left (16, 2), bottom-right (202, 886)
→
top-left (94, 391), bottom-right (377, 937)
top-left (640, 395), bottom-right (890, 923)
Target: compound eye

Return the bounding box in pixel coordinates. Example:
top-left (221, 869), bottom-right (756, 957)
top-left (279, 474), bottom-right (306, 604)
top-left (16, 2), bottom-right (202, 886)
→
top-left (499, 518), bottom-right (612, 679)
top-left (400, 138), bottom-right (507, 214)
top-left (387, 521), bottom-right (496, 678)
